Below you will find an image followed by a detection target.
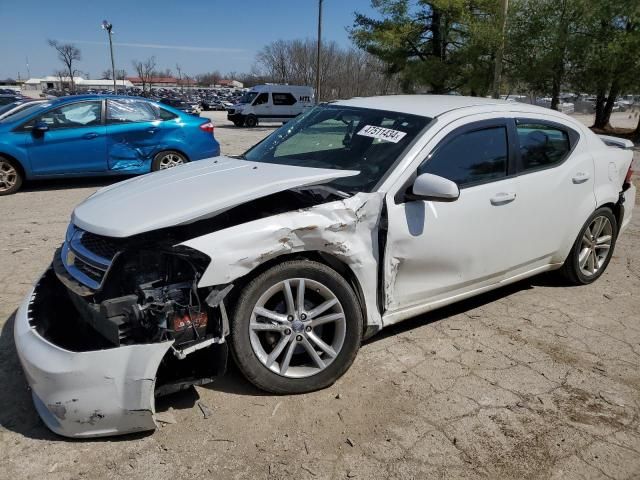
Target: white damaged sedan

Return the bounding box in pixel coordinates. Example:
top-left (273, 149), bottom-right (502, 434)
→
top-left (15, 96), bottom-right (636, 437)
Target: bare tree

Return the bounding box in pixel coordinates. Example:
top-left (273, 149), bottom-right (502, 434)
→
top-left (255, 39), bottom-right (399, 100)
top-left (176, 64), bottom-right (184, 93)
top-left (48, 40), bottom-right (81, 92)
top-left (132, 57), bottom-right (157, 94)
top-left (54, 69), bottom-right (69, 91)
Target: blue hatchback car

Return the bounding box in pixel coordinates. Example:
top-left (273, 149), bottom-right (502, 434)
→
top-left (0, 95), bottom-right (220, 195)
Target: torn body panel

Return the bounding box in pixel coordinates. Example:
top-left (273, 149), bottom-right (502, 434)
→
top-left (14, 271), bottom-right (173, 438)
top-left (182, 192), bottom-right (385, 331)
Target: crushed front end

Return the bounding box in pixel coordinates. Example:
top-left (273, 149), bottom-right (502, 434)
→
top-left (14, 224), bottom-right (230, 438)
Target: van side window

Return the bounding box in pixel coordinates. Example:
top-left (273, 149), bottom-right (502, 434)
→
top-left (273, 93), bottom-right (297, 106)
top-left (253, 93), bottom-right (269, 106)
top-left (516, 121), bottom-right (571, 172)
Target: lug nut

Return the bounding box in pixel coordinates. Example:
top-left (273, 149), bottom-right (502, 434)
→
top-left (284, 328), bottom-right (291, 335)
top-left (306, 326), bottom-right (312, 332)
top-left (300, 313), bottom-right (307, 320)
top-left (287, 315), bottom-right (294, 321)
top-left (296, 335), bottom-right (303, 341)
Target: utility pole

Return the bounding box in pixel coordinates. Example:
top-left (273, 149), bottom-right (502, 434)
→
top-left (101, 20), bottom-right (117, 93)
top-left (316, 0), bottom-right (323, 104)
top-left (492, 0), bottom-right (509, 99)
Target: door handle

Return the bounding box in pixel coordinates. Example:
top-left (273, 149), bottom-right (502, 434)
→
top-left (572, 172), bottom-right (591, 184)
top-left (83, 132), bottom-right (99, 139)
top-left (490, 192), bottom-right (517, 205)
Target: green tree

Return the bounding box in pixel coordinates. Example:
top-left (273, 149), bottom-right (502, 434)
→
top-left (506, 0), bottom-right (588, 110)
top-left (350, 0), bottom-right (503, 95)
top-left (570, 0), bottom-right (640, 129)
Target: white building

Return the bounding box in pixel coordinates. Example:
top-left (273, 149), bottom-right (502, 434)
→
top-left (22, 76), bottom-right (134, 93)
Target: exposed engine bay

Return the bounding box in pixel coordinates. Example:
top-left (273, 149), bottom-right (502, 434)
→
top-left (35, 186), bottom-right (346, 396)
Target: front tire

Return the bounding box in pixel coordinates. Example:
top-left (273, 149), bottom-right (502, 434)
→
top-left (0, 156), bottom-right (23, 196)
top-left (560, 207), bottom-right (618, 284)
top-left (151, 150), bottom-right (188, 172)
top-left (230, 260), bottom-right (363, 394)
top-left (244, 115), bottom-right (258, 128)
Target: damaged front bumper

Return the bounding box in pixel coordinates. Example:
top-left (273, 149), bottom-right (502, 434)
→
top-left (14, 269), bottom-right (173, 438)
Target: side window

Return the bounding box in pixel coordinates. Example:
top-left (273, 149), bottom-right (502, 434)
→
top-left (272, 93), bottom-right (297, 106)
top-left (516, 121), bottom-right (571, 171)
top-left (419, 126), bottom-right (508, 187)
top-left (158, 108), bottom-right (177, 120)
top-left (253, 93), bottom-right (269, 106)
top-left (30, 101), bottom-right (102, 130)
top-left (107, 99), bottom-right (157, 123)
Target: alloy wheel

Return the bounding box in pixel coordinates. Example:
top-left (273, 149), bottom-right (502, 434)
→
top-left (578, 215), bottom-right (613, 277)
top-left (0, 160), bottom-right (18, 193)
top-left (249, 278), bottom-right (346, 378)
top-left (158, 153), bottom-right (185, 169)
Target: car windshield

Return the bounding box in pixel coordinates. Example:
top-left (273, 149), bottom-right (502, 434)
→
top-left (0, 102), bottom-right (51, 123)
top-left (243, 105), bottom-right (431, 193)
top-left (238, 91), bottom-right (258, 104)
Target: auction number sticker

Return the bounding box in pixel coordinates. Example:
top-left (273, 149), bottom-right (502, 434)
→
top-left (357, 125), bottom-right (407, 143)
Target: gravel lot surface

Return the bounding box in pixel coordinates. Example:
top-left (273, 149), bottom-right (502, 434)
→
top-left (1, 110), bottom-right (639, 480)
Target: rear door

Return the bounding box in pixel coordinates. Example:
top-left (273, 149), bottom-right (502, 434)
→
top-left (105, 99), bottom-right (168, 170)
top-left (25, 100), bottom-right (107, 175)
top-left (508, 117), bottom-right (595, 270)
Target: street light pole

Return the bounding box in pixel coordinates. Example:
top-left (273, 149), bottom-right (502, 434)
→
top-left (102, 20), bottom-right (117, 93)
top-left (316, 0), bottom-right (323, 104)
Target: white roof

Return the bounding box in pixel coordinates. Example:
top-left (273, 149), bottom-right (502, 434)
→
top-left (333, 95), bottom-right (547, 118)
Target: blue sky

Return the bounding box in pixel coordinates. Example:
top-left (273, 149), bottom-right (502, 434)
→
top-left (0, 0), bottom-right (378, 80)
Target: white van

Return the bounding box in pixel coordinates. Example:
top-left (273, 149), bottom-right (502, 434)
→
top-left (227, 84), bottom-right (315, 127)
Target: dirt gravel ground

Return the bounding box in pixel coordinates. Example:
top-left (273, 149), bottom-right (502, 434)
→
top-left (1, 111), bottom-right (639, 480)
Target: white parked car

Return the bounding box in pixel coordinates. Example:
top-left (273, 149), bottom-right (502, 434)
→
top-left (15, 96), bottom-right (636, 437)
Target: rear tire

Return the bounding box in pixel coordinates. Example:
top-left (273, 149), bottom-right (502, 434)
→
top-left (560, 207), bottom-right (618, 285)
top-left (230, 260), bottom-right (363, 394)
top-left (244, 115), bottom-right (258, 128)
top-left (0, 156), bottom-right (23, 196)
top-left (151, 150), bottom-right (188, 172)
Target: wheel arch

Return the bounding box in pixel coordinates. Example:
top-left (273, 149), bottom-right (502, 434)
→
top-left (153, 147), bottom-right (191, 162)
top-left (227, 251), bottom-right (371, 339)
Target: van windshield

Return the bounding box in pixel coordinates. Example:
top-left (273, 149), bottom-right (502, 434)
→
top-left (243, 105), bottom-right (431, 193)
top-left (238, 91), bottom-right (258, 104)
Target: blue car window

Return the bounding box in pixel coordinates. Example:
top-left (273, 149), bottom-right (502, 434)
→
top-left (107, 99), bottom-right (157, 123)
top-left (30, 101), bottom-right (102, 130)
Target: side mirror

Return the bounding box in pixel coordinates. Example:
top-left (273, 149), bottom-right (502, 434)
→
top-left (409, 173), bottom-right (460, 202)
top-left (32, 121), bottom-right (49, 135)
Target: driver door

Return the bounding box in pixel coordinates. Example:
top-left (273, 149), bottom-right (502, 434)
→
top-left (25, 100), bottom-right (107, 175)
top-left (383, 118), bottom-right (522, 314)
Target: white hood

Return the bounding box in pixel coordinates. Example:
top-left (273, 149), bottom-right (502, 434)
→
top-left (72, 157), bottom-right (358, 238)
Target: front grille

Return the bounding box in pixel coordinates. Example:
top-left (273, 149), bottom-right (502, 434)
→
top-left (73, 259), bottom-right (104, 283)
top-left (80, 232), bottom-right (123, 260)
top-left (61, 224), bottom-right (125, 291)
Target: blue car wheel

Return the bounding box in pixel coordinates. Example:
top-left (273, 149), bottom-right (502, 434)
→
top-left (0, 156), bottom-right (23, 195)
top-left (151, 150), bottom-right (188, 172)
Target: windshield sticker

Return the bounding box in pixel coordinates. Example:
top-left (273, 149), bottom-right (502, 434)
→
top-left (356, 125), bottom-right (407, 143)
